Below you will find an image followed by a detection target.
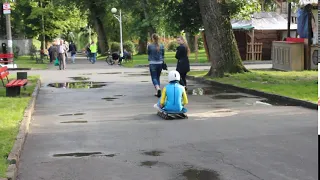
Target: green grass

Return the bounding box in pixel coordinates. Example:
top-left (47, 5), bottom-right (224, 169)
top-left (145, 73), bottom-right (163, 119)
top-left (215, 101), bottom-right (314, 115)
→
top-left (188, 70), bottom-right (318, 103)
top-left (0, 75), bottom-right (39, 178)
top-left (14, 56), bottom-right (48, 70)
top-left (97, 50), bottom-right (209, 67)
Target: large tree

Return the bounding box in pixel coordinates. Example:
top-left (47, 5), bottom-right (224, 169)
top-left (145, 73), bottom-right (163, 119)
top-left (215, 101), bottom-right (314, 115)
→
top-left (197, 0), bottom-right (248, 77)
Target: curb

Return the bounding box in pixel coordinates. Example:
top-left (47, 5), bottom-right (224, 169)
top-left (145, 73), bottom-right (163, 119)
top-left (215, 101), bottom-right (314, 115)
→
top-left (134, 62), bottom-right (272, 68)
top-left (8, 68), bottom-right (32, 71)
top-left (186, 75), bottom-right (317, 110)
top-left (5, 79), bottom-right (41, 180)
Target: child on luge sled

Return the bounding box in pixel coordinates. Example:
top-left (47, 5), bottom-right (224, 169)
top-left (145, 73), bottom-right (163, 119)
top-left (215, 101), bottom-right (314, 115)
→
top-left (154, 70), bottom-right (188, 113)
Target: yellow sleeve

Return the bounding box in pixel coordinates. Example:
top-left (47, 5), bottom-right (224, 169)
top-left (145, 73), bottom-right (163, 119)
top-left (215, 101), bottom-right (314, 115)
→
top-left (182, 88), bottom-right (188, 105)
top-left (160, 87), bottom-right (167, 106)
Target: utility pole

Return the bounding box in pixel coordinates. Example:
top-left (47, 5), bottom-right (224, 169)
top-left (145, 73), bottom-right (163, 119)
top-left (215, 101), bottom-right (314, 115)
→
top-left (4, 0), bottom-right (13, 64)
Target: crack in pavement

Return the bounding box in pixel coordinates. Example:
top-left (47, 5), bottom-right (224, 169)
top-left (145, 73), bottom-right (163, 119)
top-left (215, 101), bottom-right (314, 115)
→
top-left (187, 143), bottom-right (265, 180)
top-left (214, 151), bottom-right (265, 180)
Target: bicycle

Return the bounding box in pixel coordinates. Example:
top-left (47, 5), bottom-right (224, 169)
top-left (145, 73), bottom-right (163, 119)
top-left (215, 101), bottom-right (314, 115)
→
top-left (106, 51), bottom-right (133, 65)
top-left (105, 51), bottom-right (116, 65)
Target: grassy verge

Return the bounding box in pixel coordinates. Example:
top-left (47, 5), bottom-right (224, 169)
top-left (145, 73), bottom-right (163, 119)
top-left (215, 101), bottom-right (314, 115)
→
top-left (0, 75), bottom-right (39, 178)
top-left (97, 50), bottom-right (209, 67)
top-left (188, 70), bottom-right (317, 103)
top-left (14, 56), bottom-right (48, 70)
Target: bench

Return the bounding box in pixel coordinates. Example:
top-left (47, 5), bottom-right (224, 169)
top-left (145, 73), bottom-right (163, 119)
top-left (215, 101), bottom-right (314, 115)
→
top-left (0, 53), bottom-right (14, 64)
top-left (0, 66), bottom-right (28, 97)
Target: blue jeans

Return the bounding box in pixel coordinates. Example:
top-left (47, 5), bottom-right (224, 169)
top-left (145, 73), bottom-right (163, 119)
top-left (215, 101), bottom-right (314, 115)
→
top-left (71, 54), bottom-right (76, 63)
top-left (149, 64), bottom-right (162, 87)
top-left (90, 53), bottom-right (97, 64)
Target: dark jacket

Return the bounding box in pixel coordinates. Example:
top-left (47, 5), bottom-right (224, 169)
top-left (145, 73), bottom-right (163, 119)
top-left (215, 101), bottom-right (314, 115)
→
top-left (69, 43), bottom-right (77, 55)
top-left (175, 45), bottom-right (190, 73)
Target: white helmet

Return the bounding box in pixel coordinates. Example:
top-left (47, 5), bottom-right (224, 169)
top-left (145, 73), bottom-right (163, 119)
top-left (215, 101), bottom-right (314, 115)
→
top-left (168, 70), bottom-right (180, 82)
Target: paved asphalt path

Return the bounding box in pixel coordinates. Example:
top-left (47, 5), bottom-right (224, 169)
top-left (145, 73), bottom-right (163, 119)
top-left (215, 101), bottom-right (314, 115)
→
top-left (17, 56), bottom-right (317, 180)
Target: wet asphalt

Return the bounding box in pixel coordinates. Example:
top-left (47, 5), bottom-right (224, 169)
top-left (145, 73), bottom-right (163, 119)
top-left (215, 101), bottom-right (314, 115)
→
top-left (16, 57), bottom-right (317, 180)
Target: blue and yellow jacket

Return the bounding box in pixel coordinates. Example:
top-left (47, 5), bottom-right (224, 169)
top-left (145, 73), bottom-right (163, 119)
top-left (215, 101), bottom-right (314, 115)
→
top-left (160, 82), bottom-right (188, 112)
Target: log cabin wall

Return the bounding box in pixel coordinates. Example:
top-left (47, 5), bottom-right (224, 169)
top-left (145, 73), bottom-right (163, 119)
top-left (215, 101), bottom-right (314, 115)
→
top-left (233, 30), bottom-right (281, 60)
top-left (253, 30), bottom-right (280, 60)
top-left (233, 31), bottom-right (248, 60)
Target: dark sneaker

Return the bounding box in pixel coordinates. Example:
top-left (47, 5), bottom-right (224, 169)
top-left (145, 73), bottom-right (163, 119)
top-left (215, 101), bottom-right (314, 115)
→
top-left (157, 89), bottom-right (161, 98)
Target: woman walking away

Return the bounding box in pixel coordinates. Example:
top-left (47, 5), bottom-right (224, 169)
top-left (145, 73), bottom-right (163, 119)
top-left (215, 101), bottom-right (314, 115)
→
top-left (175, 36), bottom-right (190, 89)
top-left (148, 33), bottom-right (165, 97)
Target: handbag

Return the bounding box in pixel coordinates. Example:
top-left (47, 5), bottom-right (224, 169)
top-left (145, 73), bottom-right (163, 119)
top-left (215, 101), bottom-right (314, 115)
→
top-left (162, 61), bottom-right (168, 70)
top-left (54, 58), bottom-right (60, 66)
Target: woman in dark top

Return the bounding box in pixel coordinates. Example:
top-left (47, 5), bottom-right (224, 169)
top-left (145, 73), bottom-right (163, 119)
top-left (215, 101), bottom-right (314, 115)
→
top-left (175, 36), bottom-right (190, 89)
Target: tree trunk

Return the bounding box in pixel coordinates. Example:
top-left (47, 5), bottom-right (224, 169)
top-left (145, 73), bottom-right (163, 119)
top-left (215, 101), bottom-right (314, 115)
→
top-left (197, 0), bottom-right (248, 77)
top-left (138, 35), bottom-right (147, 54)
top-left (93, 16), bottom-right (109, 55)
top-left (261, 0), bottom-right (265, 11)
top-left (185, 31), bottom-right (195, 53)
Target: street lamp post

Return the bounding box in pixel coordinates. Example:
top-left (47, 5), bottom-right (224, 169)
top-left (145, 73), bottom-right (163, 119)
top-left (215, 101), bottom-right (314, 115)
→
top-left (111, 8), bottom-right (123, 57)
top-left (4, 0), bottom-right (13, 66)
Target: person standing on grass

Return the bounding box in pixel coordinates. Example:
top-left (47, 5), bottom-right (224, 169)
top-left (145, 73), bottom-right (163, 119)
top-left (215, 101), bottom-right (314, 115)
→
top-left (89, 41), bottom-right (97, 64)
top-left (148, 33), bottom-right (165, 97)
top-left (69, 41), bottom-right (77, 64)
top-left (175, 35), bottom-right (190, 90)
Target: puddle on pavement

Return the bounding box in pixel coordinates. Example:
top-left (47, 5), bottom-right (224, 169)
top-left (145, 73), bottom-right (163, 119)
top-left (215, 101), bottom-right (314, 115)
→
top-left (53, 152), bottom-right (102, 157)
top-left (98, 72), bottom-right (122, 75)
top-left (213, 106), bottom-right (226, 109)
top-left (47, 82), bottom-right (107, 89)
top-left (140, 161), bottom-right (158, 167)
top-left (141, 81), bottom-right (149, 82)
top-left (212, 94), bottom-right (256, 99)
top-left (104, 154), bottom-right (116, 157)
top-left (79, 73), bottom-right (93, 75)
top-left (182, 168), bottom-right (221, 180)
top-left (59, 113), bottom-right (85, 116)
top-left (60, 121), bottom-right (88, 124)
top-left (188, 87), bottom-right (236, 96)
top-left (114, 94), bottom-right (125, 97)
top-left (102, 97), bottom-right (119, 101)
top-left (142, 150), bottom-right (164, 156)
top-left (68, 76), bottom-right (90, 81)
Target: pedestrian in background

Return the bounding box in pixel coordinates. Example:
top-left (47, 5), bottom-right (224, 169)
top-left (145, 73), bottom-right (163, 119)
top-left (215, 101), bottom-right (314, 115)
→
top-left (175, 35), bottom-right (190, 90)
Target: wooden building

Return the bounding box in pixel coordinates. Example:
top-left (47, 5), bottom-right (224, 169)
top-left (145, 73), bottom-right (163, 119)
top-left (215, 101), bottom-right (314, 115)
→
top-left (231, 12), bottom-right (297, 60)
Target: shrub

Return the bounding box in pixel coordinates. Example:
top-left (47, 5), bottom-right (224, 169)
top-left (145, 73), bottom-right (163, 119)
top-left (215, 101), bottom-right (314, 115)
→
top-left (167, 41), bottom-right (179, 52)
top-left (110, 42), bottom-right (120, 52)
top-left (12, 44), bottom-right (20, 58)
top-left (123, 41), bottom-right (135, 53)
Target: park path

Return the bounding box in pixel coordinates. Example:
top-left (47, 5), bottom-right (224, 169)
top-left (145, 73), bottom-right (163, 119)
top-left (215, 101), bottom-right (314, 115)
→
top-left (17, 56), bottom-right (317, 180)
